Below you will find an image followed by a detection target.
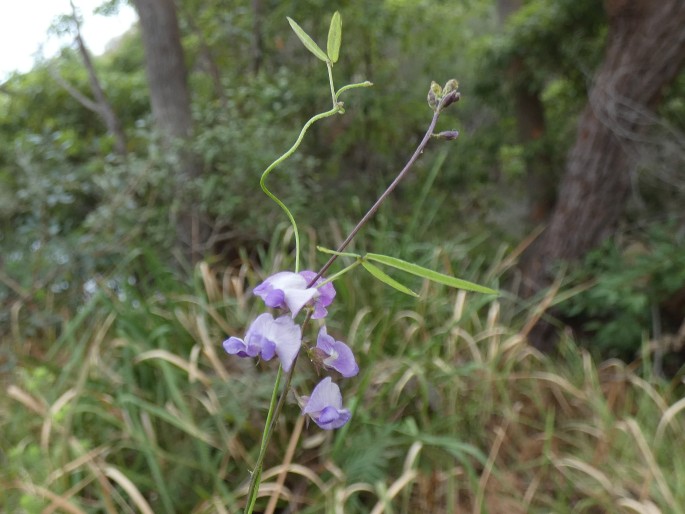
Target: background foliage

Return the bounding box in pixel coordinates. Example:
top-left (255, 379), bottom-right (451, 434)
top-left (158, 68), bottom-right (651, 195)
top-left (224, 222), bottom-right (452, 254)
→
top-left (2, 0), bottom-right (685, 512)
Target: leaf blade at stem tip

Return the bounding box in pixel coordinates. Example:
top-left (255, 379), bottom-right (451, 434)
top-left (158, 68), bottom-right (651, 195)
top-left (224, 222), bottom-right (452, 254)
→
top-left (287, 16), bottom-right (329, 62)
top-left (327, 11), bottom-right (342, 63)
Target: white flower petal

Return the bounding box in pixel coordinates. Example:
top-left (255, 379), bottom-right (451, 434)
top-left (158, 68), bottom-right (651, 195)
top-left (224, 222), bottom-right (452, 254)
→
top-left (281, 288), bottom-right (316, 317)
top-left (270, 316), bottom-right (302, 371)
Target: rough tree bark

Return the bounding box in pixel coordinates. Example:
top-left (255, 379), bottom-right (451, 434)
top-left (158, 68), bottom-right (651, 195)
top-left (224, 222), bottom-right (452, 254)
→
top-left (521, 0), bottom-right (685, 348)
top-left (522, 1), bottom-right (685, 289)
top-left (133, 0), bottom-right (206, 265)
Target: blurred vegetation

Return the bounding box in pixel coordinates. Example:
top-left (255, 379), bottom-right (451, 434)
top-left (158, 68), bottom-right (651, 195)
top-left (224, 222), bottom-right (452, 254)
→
top-left (2, 0), bottom-right (685, 512)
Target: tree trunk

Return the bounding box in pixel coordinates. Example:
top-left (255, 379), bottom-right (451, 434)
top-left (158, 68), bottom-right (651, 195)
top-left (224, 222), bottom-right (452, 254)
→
top-left (133, 0), bottom-right (206, 265)
top-left (523, 0), bottom-right (685, 290)
top-left (133, 0), bottom-right (193, 142)
top-left (521, 0), bottom-right (685, 348)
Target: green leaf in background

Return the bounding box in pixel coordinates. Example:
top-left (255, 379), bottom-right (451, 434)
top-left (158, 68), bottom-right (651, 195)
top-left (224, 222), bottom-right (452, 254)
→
top-left (365, 253), bottom-right (498, 295)
top-left (287, 16), bottom-right (329, 63)
top-left (327, 11), bottom-right (342, 64)
top-left (361, 260), bottom-right (420, 297)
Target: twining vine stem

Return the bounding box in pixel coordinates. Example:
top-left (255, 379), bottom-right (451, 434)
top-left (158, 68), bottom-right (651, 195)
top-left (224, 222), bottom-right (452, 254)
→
top-left (259, 106), bottom-right (340, 273)
top-left (259, 81), bottom-right (371, 273)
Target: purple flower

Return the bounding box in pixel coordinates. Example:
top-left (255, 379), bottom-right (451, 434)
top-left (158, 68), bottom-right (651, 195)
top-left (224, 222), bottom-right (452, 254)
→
top-left (223, 313), bottom-right (301, 371)
top-left (253, 270), bottom-right (336, 319)
top-left (253, 271), bottom-right (317, 318)
top-left (298, 271), bottom-right (336, 319)
top-left (302, 377), bottom-right (351, 430)
top-left (315, 326), bottom-right (359, 377)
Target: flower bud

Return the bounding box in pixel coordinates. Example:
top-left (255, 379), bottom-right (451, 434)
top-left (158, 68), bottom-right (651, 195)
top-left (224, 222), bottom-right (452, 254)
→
top-left (433, 130), bottom-right (460, 141)
top-left (440, 90), bottom-right (460, 110)
top-left (427, 81), bottom-right (442, 111)
top-left (442, 79), bottom-right (459, 96)
top-left (427, 89), bottom-right (437, 111)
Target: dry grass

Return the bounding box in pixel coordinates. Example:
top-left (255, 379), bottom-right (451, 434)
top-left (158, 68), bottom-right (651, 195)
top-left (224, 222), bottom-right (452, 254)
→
top-left (2, 249), bottom-right (685, 513)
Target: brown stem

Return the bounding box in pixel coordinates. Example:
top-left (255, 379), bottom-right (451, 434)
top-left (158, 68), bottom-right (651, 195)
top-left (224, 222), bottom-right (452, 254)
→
top-left (69, 1), bottom-right (127, 156)
top-left (308, 109), bottom-right (443, 286)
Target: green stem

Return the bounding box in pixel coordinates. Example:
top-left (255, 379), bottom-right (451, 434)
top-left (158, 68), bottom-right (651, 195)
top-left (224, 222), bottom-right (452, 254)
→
top-left (316, 260), bottom-right (361, 288)
top-left (242, 313), bottom-right (312, 514)
top-left (327, 62), bottom-right (337, 107)
top-left (244, 365), bottom-right (283, 513)
top-left (260, 106), bottom-right (341, 272)
top-left (336, 81), bottom-right (373, 101)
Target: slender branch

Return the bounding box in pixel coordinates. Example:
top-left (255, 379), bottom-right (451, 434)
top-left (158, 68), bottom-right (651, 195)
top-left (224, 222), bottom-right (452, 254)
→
top-left (69, 0), bottom-right (127, 155)
top-left (48, 65), bottom-right (101, 113)
top-left (308, 108), bottom-right (442, 285)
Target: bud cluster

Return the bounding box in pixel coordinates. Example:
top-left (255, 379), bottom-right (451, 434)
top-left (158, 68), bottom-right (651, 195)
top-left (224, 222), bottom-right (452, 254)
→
top-left (427, 78), bottom-right (460, 113)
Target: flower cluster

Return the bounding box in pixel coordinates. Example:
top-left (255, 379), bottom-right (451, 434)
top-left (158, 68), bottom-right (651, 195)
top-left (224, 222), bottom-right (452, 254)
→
top-left (223, 270), bottom-right (358, 430)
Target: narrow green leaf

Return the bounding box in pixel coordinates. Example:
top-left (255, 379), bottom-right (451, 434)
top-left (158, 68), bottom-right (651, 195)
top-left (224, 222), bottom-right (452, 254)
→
top-left (287, 17), bottom-right (329, 62)
top-left (361, 261), bottom-right (420, 297)
top-left (316, 245), bottom-right (360, 258)
top-left (327, 11), bottom-right (342, 64)
top-left (365, 253), bottom-right (498, 295)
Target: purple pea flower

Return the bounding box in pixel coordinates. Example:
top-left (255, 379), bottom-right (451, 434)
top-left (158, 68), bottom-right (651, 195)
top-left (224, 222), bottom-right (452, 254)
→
top-left (223, 313), bottom-right (301, 371)
top-left (299, 271), bottom-right (336, 319)
top-left (302, 377), bottom-right (351, 430)
top-left (253, 270), bottom-right (336, 319)
top-left (315, 326), bottom-right (359, 377)
top-left (253, 271), bottom-right (317, 318)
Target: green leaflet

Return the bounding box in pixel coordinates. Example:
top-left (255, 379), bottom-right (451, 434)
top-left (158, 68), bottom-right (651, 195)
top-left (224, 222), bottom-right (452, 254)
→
top-left (365, 253), bottom-right (498, 295)
top-left (316, 245), bottom-right (360, 258)
top-left (327, 11), bottom-right (342, 64)
top-left (287, 17), bottom-right (329, 63)
top-left (361, 261), bottom-right (420, 297)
